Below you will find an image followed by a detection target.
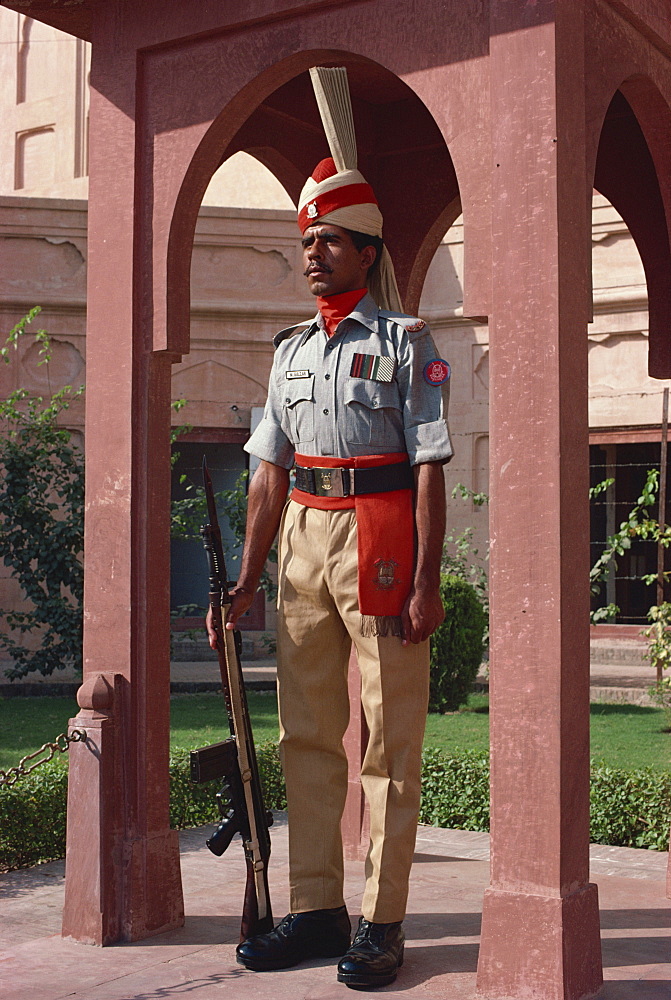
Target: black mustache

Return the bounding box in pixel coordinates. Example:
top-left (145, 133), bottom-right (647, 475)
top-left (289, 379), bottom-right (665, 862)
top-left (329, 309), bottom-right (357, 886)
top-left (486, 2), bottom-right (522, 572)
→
top-left (303, 264), bottom-right (333, 276)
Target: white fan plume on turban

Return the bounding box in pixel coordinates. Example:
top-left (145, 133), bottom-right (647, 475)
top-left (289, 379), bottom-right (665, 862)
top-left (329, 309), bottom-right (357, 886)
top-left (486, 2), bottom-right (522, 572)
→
top-left (300, 66), bottom-right (403, 313)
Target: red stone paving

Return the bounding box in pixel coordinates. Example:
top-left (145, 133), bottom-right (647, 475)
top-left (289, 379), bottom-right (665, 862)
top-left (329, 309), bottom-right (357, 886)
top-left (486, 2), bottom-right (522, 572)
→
top-left (0, 817), bottom-right (669, 1000)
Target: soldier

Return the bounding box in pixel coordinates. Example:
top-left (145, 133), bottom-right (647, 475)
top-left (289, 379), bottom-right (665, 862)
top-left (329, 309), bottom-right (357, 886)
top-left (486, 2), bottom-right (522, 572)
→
top-left (206, 68), bottom-right (452, 989)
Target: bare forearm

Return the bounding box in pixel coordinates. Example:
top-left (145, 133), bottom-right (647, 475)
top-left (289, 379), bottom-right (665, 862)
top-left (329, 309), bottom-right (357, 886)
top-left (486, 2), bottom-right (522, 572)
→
top-left (401, 461), bottom-right (446, 644)
top-left (236, 460), bottom-right (290, 593)
top-left (413, 462), bottom-right (446, 593)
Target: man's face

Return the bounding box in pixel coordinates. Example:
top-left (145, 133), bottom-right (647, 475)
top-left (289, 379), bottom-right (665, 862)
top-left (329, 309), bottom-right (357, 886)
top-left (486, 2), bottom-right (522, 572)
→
top-left (301, 224), bottom-right (376, 297)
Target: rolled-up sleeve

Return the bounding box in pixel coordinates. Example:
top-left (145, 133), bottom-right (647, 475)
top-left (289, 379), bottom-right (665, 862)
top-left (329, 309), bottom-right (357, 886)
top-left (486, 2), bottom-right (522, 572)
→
top-left (396, 326), bottom-right (453, 466)
top-left (244, 354), bottom-right (296, 469)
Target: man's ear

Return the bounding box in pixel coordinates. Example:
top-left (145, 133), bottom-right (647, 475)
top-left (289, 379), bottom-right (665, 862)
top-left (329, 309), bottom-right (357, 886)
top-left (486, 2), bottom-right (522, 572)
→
top-left (360, 244), bottom-right (377, 272)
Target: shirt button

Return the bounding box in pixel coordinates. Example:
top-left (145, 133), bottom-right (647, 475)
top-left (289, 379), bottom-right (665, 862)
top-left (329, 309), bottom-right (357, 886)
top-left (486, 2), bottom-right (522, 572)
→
top-left (285, 397), bottom-right (290, 403)
top-left (325, 373), bottom-right (331, 380)
top-left (327, 343), bottom-right (335, 350)
top-left (323, 408), bottom-right (329, 415)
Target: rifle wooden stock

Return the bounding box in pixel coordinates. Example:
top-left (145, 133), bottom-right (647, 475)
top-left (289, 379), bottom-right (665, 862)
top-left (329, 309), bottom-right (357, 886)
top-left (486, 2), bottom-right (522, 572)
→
top-left (194, 457), bottom-right (273, 941)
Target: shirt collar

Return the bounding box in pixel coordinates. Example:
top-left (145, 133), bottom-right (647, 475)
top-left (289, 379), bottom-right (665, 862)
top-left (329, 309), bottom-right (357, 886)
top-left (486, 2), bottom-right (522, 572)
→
top-left (301, 291), bottom-right (379, 345)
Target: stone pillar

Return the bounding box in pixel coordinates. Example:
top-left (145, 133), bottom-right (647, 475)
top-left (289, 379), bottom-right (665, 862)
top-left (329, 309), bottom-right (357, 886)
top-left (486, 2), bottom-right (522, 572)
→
top-left (477, 4), bottom-right (603, 998)
top-left (341, 647), bottom-right (370, 862)
top-left (62, 18), bottom-right (183, 943)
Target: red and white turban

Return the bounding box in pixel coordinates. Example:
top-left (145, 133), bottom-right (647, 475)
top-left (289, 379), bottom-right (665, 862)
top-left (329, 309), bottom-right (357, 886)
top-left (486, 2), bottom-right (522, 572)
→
top-left (298, 157), bottom-right (382, 237)
top-left (299, 67), bottom-right (403, 313)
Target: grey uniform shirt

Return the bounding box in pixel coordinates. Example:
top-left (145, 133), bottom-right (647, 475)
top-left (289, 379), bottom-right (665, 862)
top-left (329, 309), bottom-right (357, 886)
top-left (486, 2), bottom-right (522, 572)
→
top-left (245, 292), bottom-right (453, 470)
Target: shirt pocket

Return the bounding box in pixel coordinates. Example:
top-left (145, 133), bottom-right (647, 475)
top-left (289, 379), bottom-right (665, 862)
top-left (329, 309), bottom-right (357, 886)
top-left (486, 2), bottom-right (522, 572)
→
top-left (344, 378), bottom-right (402, 447)
top-left (282, 374), bottom-right (315, 445)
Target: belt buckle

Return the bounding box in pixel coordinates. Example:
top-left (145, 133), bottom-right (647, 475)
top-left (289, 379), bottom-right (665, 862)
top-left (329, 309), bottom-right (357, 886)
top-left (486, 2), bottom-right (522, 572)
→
top-left (314, 467), bottom-right (350, 498)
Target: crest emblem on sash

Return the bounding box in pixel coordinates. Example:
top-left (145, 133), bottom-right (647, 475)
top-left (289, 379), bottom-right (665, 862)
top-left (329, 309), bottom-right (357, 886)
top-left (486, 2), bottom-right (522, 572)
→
top-left (322, 472), bottom-right (332, 491)
top-left (373, 558), bottom-right (399, 590)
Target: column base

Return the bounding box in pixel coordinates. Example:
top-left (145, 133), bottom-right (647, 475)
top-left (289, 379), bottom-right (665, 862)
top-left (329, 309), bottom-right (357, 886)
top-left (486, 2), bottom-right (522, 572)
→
top-left (122, 829), bottom-right (184, 942)
top-left (62, 675), bottom-right (184, 945)
top-left (476, 882), bottom-right (602, 1000)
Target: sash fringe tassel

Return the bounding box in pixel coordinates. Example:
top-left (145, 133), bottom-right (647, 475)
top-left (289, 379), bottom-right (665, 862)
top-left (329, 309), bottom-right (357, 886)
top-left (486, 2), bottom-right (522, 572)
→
top-left (360, 615), bottom-right (403, 638)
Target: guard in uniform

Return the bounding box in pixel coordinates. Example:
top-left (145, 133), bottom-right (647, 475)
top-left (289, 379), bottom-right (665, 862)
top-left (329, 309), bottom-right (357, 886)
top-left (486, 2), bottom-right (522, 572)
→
top-left (206, 67), bottom-right (452, 989)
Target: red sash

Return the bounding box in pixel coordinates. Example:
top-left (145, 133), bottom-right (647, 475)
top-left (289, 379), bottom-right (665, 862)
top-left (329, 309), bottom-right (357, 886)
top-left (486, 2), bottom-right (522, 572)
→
top-left (292, 453), bottom-right (414, 617)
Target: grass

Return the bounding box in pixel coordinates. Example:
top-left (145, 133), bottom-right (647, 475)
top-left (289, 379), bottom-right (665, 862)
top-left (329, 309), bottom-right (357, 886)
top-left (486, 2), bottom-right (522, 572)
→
top-left (170, 691), bottom-right (279, 750)
top-left (0, 691), bottom-right (669, 773)
top-left (423, 693), bottom-right (490, 756)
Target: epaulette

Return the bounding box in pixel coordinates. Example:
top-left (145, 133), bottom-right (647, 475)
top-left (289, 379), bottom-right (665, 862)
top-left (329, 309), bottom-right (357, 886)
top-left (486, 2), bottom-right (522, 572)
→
top-left (273, 320), bottom-right (314, 348)
top-left (379, 310), bottom-right (429, 340)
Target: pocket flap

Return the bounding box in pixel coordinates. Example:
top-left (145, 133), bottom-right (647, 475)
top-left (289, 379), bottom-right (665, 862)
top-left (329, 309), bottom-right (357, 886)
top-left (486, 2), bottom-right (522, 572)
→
top-left (283, 374), bottom-right (315, 407)
top-left (344, 378), bottom-right (400, 411)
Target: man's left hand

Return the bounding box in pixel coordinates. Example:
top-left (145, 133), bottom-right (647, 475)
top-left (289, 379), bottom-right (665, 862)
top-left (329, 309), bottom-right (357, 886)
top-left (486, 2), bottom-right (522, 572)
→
top-left (400, 585), bottom-right (445, 645)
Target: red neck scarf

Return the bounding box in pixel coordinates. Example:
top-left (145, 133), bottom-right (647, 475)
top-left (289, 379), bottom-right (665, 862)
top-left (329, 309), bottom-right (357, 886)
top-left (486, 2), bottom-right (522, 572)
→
top-left (317, 288), bottom-right (367, 337)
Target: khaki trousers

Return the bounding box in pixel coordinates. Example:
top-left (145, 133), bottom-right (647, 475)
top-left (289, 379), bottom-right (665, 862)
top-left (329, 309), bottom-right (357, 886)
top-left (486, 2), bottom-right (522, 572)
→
top-left (276, 499), bottom-right (429, 923)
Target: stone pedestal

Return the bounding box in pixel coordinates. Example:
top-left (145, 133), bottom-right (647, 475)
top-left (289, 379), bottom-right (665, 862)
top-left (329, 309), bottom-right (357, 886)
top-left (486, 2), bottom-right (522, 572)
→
top-left (478, 886), bottom-right (602, 1000)
top-left (62, 673), bottom-right (122, 945)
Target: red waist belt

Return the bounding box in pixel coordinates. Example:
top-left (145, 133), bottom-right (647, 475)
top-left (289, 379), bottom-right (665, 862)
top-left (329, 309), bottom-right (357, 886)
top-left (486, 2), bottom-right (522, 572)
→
top-left (292, 453), bottom-right (414, 619)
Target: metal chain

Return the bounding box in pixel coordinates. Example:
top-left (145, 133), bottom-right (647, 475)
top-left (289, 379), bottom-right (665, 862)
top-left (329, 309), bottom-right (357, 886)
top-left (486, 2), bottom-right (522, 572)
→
top-left (0, 730), bottom-right (87, 788)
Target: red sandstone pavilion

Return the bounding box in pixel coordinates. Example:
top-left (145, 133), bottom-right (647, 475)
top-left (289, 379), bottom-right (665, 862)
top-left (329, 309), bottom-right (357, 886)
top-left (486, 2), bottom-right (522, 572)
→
top-left (2, 1), bottom-right (671, 998)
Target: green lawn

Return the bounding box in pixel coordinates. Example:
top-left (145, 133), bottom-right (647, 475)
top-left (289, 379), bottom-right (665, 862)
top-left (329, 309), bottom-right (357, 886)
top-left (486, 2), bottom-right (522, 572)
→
top-left (1, 692), bottom-right (669, 773)
top-left (170, 691), bottom-right (280, 750)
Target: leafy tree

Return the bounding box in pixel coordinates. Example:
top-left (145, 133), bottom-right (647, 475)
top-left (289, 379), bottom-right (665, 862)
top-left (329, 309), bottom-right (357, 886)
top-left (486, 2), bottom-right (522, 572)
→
top-left (0, 310), bottom-right (84, 679)
top-left (170, 468), bottom-right (278, 600)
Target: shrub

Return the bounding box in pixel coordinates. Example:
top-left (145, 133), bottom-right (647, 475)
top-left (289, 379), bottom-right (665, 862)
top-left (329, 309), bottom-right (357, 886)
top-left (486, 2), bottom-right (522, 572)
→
top-left (429, 574), bottom-right (487, 713)
top-left (0, 740), bottom-right (286, 870)
top-left (419, 748), bottom-right (490, 830)
top-left (590, 762), bottom-right (671, 852)
top-left (2, 744), bottom-right (669, 870)
top-left (418, 748), bottom-right (671, 852)
top-left (0, 759), bottom-right (69, 869)
top-left (169, 740), bottom-right (286, 830)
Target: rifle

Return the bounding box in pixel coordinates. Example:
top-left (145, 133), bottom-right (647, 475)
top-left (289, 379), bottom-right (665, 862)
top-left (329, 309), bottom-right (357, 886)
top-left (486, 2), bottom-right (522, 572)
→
top-left (189, 456), bottom-right (273, 941)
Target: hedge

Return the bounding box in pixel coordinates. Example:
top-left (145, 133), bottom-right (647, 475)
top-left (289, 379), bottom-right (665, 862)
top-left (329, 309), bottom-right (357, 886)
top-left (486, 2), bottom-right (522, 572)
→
top-left (1, 744), bottom-right (669, 870)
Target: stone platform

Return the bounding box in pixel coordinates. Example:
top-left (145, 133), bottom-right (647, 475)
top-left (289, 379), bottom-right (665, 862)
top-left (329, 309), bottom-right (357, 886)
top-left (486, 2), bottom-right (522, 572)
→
top-left (1, 817), bottom-right (669, 1000)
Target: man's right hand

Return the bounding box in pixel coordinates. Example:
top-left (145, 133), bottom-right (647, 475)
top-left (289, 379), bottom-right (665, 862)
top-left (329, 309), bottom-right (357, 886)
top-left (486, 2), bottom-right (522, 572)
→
top-left (205, 588), bottom-right (255, 649)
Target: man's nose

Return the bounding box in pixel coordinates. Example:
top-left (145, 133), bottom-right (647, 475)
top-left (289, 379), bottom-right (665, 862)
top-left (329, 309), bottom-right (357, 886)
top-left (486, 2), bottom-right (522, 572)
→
top-left (307, 241), bottom-right (323, 258)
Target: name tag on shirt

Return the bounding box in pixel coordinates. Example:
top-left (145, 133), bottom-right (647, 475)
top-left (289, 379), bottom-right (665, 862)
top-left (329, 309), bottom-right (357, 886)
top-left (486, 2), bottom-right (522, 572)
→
top-left (286, 370), bottom-right (311, 380)
top-left (350, 353), bottom-right (396, 383)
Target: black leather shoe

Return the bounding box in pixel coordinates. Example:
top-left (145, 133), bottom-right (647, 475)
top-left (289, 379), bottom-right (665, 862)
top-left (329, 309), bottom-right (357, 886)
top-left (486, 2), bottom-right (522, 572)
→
top-left (236, 905), bottom-right (351, 971)
top-left (337, 918), bottom-right (405, 988)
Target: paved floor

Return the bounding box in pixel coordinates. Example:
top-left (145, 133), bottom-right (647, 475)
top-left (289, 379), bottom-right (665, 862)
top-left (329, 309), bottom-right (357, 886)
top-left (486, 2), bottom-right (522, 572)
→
top-left (1, 817), bottom-right (669, 1000)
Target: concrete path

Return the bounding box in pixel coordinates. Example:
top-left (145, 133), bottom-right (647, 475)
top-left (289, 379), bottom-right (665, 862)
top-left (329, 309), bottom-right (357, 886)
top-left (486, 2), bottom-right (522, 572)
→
top-left (1, 817), bottom-right (669, 1000)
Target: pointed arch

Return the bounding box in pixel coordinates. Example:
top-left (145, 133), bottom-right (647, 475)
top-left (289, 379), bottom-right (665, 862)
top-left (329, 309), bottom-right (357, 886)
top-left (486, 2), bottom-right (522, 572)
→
top-left (592, 78), bottom-right (671, 377)
top-left (166, 52), bottom-right (463, 354)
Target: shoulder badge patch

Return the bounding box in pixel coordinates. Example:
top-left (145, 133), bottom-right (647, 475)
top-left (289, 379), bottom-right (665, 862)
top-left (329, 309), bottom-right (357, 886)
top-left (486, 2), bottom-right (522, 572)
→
top-left (405, 319), bottom-right (426, 333)
top-left (423, 358), bottom-right (451, 386)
